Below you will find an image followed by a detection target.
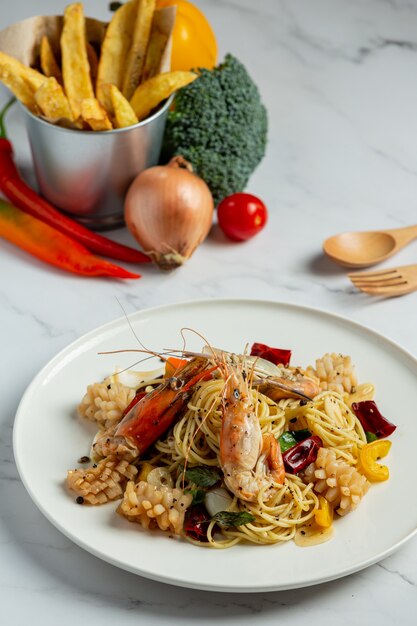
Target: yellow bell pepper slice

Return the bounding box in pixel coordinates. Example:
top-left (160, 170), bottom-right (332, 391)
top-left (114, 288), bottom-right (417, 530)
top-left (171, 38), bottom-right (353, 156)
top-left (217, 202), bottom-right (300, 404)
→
top-left (359, 440), bottom-right (392, 482)
top-left (315, 496), bottom-right (333, 528)
top-left (138, 461), bottom-right (155, 482)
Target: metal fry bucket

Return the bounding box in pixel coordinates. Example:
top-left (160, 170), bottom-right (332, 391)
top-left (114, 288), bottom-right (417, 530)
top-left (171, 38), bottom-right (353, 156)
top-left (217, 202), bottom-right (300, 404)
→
top-left (21, 95), bottom-right (173, 230)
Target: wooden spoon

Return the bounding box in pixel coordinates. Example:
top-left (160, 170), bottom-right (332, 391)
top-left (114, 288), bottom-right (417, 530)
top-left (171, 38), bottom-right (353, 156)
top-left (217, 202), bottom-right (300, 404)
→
top-left (323, 225), bottom-right (417, 268)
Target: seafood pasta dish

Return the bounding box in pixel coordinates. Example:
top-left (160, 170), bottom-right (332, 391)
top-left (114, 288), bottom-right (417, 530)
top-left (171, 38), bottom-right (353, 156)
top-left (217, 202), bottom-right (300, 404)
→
top-left (67, 340), bottom-right (396, 548)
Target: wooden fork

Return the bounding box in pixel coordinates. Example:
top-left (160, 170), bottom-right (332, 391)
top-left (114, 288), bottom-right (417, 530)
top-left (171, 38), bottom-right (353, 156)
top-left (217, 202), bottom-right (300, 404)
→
top-left (348, 264), bottom-right (417, 297)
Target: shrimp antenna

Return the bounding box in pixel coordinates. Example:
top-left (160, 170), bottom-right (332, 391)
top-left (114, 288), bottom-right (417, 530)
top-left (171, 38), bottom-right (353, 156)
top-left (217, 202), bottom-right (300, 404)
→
top-left (179, 327), bottom-right (217, 360)
top-left (116, 297), bottom-right (145, 349)
top-left (179, 327), bottom-right (188, 362)
top-left (248, 357), bottom-right (256, 389)
top-left (98, 298), bottom-right (170, 365)
top-left (98, 351), bottom-right (171, 377)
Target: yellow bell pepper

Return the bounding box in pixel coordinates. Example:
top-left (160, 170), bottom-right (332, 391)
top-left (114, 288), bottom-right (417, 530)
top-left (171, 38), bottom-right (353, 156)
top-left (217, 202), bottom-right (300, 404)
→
top-left (315, 496), bottom-right (333, 528)
top-left (156, 0), bottom-right (217, 71)
top-left (138, 461), bottom-right (155, 482)
top-left (359, 440), bottom-right (392, 482)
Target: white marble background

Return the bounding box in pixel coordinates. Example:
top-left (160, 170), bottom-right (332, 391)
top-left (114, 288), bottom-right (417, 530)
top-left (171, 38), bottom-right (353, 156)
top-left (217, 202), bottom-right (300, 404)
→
top-left (1, 0), bottom-right (417, 623)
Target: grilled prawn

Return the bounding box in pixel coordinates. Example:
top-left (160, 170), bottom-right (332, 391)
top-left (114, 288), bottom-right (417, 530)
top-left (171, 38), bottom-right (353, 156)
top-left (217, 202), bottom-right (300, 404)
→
top-left (253, 369), bottom-right (320, 402)
top-left (218, 354), bottom-right (286, 503)
top-left (92, 356), bottom-right (215, 462)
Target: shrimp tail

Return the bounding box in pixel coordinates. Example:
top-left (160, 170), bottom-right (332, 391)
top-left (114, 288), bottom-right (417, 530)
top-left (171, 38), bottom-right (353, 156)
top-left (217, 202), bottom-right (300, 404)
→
top-left (262, 433), bottom-right (285, 485)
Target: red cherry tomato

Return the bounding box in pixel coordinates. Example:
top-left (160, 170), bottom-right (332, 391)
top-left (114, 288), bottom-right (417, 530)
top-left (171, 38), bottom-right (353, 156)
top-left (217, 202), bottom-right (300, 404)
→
top-left (217, 193), bottom-right (268, 241)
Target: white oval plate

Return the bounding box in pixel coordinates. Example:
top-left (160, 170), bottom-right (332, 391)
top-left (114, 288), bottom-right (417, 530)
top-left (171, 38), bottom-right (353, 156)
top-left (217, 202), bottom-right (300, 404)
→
top-left (13, 299), bottom-right (417, 592)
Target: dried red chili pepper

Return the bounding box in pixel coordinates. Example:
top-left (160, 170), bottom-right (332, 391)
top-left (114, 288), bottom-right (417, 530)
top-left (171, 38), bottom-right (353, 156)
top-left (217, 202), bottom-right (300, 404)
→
top-left (0, 99), bottom-right (150, 265)
top-left (250, 342), bottom-right (292, 367)
top-left (351, 401), bottom-right (396, 439)
top-left (282, 435), bottom-right (323, 474)
top-left (184, 505), bottom-right (211, 542)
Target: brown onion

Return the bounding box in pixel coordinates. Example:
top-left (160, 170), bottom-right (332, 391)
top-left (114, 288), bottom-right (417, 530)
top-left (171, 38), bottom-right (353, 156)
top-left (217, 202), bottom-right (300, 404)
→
top-left (124, 156), bottom-right (214, 270)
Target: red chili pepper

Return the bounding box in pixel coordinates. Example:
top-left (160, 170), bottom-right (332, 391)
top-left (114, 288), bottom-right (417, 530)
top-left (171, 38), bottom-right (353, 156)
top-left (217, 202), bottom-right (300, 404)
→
top-left (184, 505), bottom-right (210, 542)
top-left (282, 435), bottom-right (323, 474)
top-left (0, 99), bottom-right (150, 265)
top-left (250, 342), bottom-right (292, 367)
top-left (351, 401), bottom-right (396, 439)
top-left (0, 198), bottom-right (140, 279)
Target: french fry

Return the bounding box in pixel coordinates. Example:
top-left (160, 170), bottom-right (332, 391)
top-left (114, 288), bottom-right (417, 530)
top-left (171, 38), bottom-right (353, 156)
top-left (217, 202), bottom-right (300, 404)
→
top-left (130, 71), bottom-right (197, 121)
top-left (0, 69), bottom-right (38, 113)
top-left (0, 1), bottom-right (177, 131)
top-left (96, 0), bottom-right (137, 92)
top-left (61, 3), bottom-right (95, 119)
top-left (0, 51), bottom-right (46, 92)
top-left (122, 0), bottom-right (156, 100)
top-left (40, 36), bottom-right (62, 83)
top-left (96, 83), bottom-right (114, 122)
top-left (80, 98), bottom-right (113, 131)
top-left (86, 43), bottom-right (99, 85)
top-left (97, 84), bottom-right (138, 128)
top-left (141, 25), bottom-right (168, 83)
top-left (35, 77), bottom-right (74, 122)
top-left (110, 84), bottom-right (138, 128)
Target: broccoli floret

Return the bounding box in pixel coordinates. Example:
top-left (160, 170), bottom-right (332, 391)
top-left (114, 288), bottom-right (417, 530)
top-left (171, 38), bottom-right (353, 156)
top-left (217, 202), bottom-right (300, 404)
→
top-left (162, 54), bottom-right (268, 205)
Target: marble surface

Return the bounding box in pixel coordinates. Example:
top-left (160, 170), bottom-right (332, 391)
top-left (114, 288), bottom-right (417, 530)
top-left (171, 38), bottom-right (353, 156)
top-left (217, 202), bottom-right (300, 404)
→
top-left (1, 0), bottom-right (417, 623)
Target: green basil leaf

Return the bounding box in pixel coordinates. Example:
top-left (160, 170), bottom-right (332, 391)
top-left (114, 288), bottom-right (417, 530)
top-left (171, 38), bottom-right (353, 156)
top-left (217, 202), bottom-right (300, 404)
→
top-left (290, 429), bottom-right (311, 442)
top-left (279, 431), bottom-right (298, 452)
top-left (184, 488), bottom-right (206, 505)
top-left (212, 511), bottom-right (256, 528)
top-left (184, 466), bottom-right (222, 488)
top-left (365, 431), bottom-right (378, 443)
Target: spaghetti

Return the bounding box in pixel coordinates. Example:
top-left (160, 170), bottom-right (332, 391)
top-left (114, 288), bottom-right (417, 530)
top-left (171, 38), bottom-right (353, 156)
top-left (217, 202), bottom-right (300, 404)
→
top-left (148, 382), bottom-right (368, 548)
top-left (67, 347), bottom-right (393, 548)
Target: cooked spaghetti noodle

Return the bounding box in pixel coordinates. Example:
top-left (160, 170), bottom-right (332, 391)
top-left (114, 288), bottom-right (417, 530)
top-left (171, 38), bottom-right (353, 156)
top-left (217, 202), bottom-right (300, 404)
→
top-left (148, 381), bottom-right (368, 548)
top-left (67, 346), bottom-right (393, 549)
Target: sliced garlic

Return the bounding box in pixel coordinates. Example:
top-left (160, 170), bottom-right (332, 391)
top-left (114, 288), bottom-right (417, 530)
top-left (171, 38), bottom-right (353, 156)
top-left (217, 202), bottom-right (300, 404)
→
top-left (205, 487), bottom-right (233, 517)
